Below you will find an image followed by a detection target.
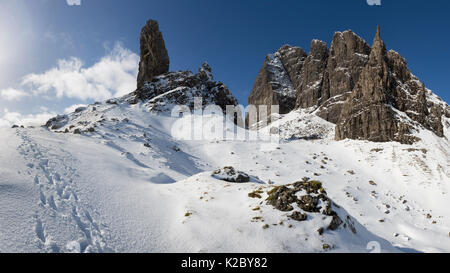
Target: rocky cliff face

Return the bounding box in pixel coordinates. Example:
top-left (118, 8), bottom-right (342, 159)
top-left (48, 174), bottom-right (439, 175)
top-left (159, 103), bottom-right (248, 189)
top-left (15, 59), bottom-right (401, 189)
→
top-left (248, 26), bottom-right (448, 143)
top-left (336, 27), bottom-right (445, 143)
top-left (316, 31), bottom-right (371, 123)
top-left (248, 45), bottom-right (306, 121)
top-left (295, 40), bottom-right (329, 109)
top-left (249, 30), bottom-right (371, 125)
top-left (335, 27), bottom-right (415, 143)
top-left (136, 19), bottom-right (170, 89)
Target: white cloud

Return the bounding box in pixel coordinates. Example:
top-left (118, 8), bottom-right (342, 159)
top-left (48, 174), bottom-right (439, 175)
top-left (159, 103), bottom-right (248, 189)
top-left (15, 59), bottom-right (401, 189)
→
top-left (0, 42), bottom-right (138, 127)
top-left (0, 88), bottom-right (30, 101)
top-left (0, 109), bottom-right (55, 127)
top-left (22, 43), bottom-right (139, 101)
top-left (366, 0), bottom-right (381, 5)
top-left (66, 0), bottom-right (81, 6)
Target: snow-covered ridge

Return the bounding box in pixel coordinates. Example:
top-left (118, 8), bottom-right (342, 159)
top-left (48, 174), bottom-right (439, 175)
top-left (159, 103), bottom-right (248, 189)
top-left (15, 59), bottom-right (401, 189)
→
top-left (45, 63), bottom-right (239, 135)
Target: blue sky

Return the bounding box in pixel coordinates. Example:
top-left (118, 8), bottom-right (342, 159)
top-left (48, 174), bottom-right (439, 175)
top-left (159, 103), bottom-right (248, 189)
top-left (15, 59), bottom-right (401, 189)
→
top-left (0, 0), bottom-right (449, 126)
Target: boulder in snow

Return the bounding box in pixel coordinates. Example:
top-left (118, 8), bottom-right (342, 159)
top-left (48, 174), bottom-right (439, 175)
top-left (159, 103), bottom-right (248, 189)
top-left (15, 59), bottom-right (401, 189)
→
top-left (212, 166), bottom-right (250, 183)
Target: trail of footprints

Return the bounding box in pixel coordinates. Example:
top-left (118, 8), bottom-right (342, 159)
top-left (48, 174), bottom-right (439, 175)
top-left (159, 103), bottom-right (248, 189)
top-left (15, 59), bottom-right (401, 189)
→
top-left (17, 131), bottom-right (113, 253)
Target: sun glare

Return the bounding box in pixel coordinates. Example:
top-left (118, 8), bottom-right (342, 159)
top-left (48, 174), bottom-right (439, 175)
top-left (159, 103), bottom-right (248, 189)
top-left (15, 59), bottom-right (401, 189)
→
top-left (0, 1), bottom-right (32, 80)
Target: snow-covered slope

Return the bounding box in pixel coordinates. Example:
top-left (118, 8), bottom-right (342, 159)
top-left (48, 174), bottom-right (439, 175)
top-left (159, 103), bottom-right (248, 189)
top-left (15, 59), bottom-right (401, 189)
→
top-left (1, 91), bottom-right (449, 252)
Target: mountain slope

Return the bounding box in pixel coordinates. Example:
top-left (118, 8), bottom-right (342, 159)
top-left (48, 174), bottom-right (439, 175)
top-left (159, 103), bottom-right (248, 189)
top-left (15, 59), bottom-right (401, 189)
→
top-left (1, 99), bottom-right (449, 252)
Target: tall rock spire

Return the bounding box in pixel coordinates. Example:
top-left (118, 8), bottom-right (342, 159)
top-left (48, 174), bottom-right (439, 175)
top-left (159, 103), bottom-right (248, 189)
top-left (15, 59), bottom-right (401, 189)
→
top-left (368, 25), bottom-right (388, 67)
top-left (335, 26), bottom-right (417, 144)
top-left (136, 19), bottom-right (170, 89)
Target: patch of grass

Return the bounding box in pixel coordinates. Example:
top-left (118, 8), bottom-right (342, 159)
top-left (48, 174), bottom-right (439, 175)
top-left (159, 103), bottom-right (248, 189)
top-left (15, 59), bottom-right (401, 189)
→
top-left (322, 244), bottom-right (334, 251)
top-left (267, 186), bottom-right (280, 195)
top-left (185, 212), bottom-right (192, 217)
top-left (405, 148), bottom-right (428, 154)
top-left (252, 216), bottom-right (264, 223)
top-left (265, 194), bottom-right (276, 201)
top-left (309, 180), bottom-right (323, 191)
top-left (248, 188), bottom-right (264, 199)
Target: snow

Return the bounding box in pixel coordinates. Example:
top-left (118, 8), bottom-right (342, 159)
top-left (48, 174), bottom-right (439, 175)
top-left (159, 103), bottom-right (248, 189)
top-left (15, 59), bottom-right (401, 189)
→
top-left (260, 108), bottom-right (336, 141)
top-left (1, 91), bottom-right (449, 253)
top-left (266, 53), bottom-right (296, 98)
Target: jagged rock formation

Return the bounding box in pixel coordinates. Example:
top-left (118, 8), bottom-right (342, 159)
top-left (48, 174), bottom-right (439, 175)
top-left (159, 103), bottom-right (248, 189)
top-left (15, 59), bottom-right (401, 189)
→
top-left (136, 19), bottom-right (170, 89)
top-left (131, 62), bottom-right (238, 113)
top-left (295, 40), bottom-right (329, 109)
top-left (336, 27), bottom-right (445, 143)
top-left (277, 45), bottom-right (308, 93)
top-left (335, 27), bottom-right (414, 143)
top-left (249, 30), bottom-right (371, 125)
top-left (316, 31), bottom-right (371, 123)
top-left (133, 20), bottom-right (238, 113)
top-left (248, 45), bottom-right (306, 121)
top-left (248, 26), bottom-right (448, 143)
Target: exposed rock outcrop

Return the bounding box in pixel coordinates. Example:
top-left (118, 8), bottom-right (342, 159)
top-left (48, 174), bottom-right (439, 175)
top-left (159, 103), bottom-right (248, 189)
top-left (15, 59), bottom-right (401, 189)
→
top-left (277, 45), bottom-right (308, 91)
top-left (132, 20), bottom-right (238, 114)
top-left (131, 62), bottom-right (238, 113)
top-left (212, 166), bottom-right (250, 183)
top-left (316, 31), bottom-right (371, 123)
top-left (335, 26), bottom-right (411, 143)
top-left (266, 178), bottom-right (344, 231)
top-left (249, 31), bottom-right (371, 125)
top-left (295, 40), bottom-right (329, 109)
top-left (136, 19), bottom-right (170, 89)
top-left (248, 26), bottom-right (447, 143)
top-left (247, 45), bottom-right (306, 124)
top-left (336, 27), bottom-right (444, 143)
